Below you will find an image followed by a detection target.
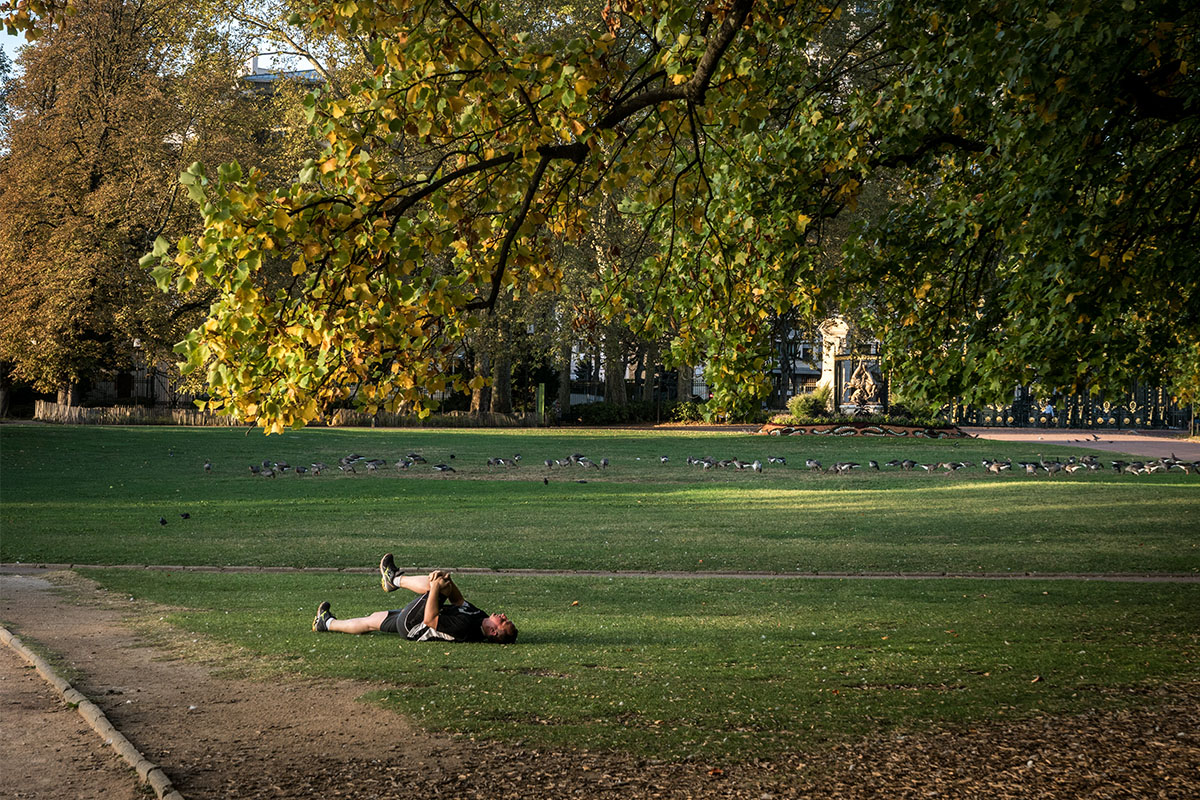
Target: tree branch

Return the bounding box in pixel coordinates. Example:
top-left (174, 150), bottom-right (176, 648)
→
top-left (873, 131), bottom-right (989, 168)
top-left (597, 0), bottom-right (754, 129)
top-left (465, 152), bottom-right (552, 312)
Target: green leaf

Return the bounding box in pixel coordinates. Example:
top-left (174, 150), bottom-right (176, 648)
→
top-left (150, 266), bottom-right (173, 290)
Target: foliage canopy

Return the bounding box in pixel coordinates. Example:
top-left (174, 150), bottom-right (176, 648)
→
top-left (118, 0), bottom-right (1200, 430)
top-left (0, 0), bottom-right (311, 395)
top-left (849, 0), bottom-right (1200, 404)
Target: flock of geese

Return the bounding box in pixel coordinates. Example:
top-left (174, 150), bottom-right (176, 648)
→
top-left (230, 451), bottom-right (1200, 478)
top-left (244, 452), bottom-right (460, 477)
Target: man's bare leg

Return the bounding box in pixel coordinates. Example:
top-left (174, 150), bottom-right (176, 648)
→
top-left (398, 572), bottom-right (465, 605)
top-left (327, 610), bottom-right (389, 634)
top-left (396, 574), bottom-right (431, 594)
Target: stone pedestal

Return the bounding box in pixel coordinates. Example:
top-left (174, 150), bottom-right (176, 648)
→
top-left (817, 317), bottom-right (850, 399)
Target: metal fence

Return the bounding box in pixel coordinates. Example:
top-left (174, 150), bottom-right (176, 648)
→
top-left (945, 386), bottom-right (1193, 430)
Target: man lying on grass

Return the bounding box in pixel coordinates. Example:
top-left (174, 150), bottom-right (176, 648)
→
top-left (312, 554), bottom-right (518, 644)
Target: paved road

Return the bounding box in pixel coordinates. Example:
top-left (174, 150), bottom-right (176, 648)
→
top-left (960, 427), bottom-right (1200, 461)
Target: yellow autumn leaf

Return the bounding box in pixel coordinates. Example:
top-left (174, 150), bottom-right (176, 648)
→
top-left (796, 213), bottom-right (812, 232)
top-left (274, 208), bottom-right (291, 230)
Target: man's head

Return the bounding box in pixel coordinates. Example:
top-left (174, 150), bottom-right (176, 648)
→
top-left (481, 612), bottom-right (518, 644)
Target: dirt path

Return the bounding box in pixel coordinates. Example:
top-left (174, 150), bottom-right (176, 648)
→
top-left (0, 640), bottom-right (144, 800)
top-left (961, 426), bottom-right (1200, 461)
top-left (3, 569), bottom-right (1198, 799)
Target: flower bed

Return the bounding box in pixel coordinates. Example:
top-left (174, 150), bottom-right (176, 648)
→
top-left (758, 421), bottom-right (970, 438)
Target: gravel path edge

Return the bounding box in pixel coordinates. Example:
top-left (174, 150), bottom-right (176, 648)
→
top-left (0, 624), bottom-right (186, 800)
top-left (3, 563), bottom-right (1197, 582)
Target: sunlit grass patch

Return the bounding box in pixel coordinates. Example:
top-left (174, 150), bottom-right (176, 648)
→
top-left (3, 425), bottom-right (1198, 574)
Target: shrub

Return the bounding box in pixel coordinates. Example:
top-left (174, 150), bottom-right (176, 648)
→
top-left (570, 401), bottom-right (628, 425)
top-left (670, 399), bottom-right (706, 423)
top-left (774, 385), bottom-right (953, 428)
top-left (569, 400), bottom-right (661, 425)
top-left (787, 385), bottom-right (832, 422)
top-left (888, 389), bottom-right (948, 427)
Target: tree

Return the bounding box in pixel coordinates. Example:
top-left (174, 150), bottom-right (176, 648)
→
top-left (0, 0), bottom-right (297, 400)
top-left (843, 0), bottom-right (1200, 404)
top-left (146, 0), bottom-right (1199, 432)
top-left (0, 45), bottom-right (12, 145)
top-left (2, 0), bottom-right (75, 38)
top-left (147, 0), bottom-right (876, 431)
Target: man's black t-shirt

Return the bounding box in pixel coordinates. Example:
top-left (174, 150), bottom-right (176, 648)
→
top-left (432, 602), bottom-right (488, 642)
top-left (396, 593), bottom-right (488, 642)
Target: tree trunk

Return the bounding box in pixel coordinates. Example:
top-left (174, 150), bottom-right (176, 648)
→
top-left (603, 329), bottom-right (627, 405)
top-left (641, 343), bottom-right (659, 402)
top-left (0, 364), bottom-right (10, 418)
top-left (632, 345), bottom-right (646, 403)
top-left (147, 366), bottom-right (158, 406)
top-left (557, 342), bottom-right (572, 420)
top-left (677, 364), bottom-right (693, 402)
top-left (592, 346), bottom-right (601, 400)
top-left (57, 382), bottom-right (82, 406)
top-left (491, 357), bottom-right (513, 414)
top-left (772, 330), bottom-right (791, 409)
top-left (470, 350), bottom-right (491, 414)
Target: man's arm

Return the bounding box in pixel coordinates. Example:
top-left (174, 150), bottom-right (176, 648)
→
top-left (441, 574), bottom-right (465, 606)
top-left (423, 571), bottom-right (468, 630)
top-left (423, 572), bottom-right (445, 629)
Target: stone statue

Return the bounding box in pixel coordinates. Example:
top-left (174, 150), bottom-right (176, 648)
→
top-left (846, 360), bottom-right (881, 407)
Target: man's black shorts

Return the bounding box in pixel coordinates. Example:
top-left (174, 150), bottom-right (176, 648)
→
top-left (378, 592), bottom-right (427, 635)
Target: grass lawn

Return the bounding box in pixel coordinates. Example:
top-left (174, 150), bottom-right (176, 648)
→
top-left (82, 568), bottom-right (1199, 761)
top-left (2, 425), bottom-right (1198, 574)
top-left (3, 424), bottom-right (1198, 761)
